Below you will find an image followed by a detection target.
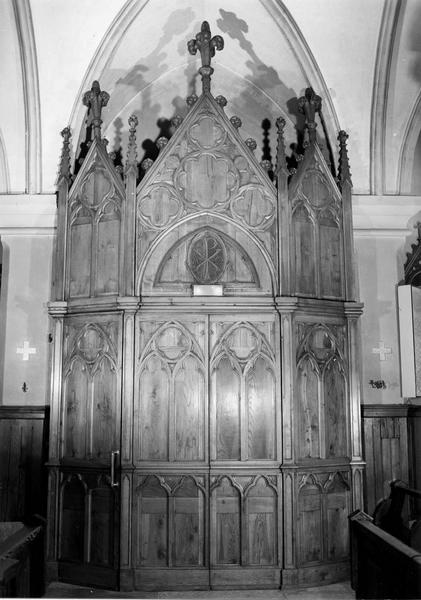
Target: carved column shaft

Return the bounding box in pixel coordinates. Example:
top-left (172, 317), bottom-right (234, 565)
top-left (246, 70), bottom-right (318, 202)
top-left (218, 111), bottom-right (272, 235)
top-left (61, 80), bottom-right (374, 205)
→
top-left (345, 302), bottom-right (365, 509)
top-left (118, 300), bottom-right (138, 581)
top-left (123, 115), bottom-right (138, 296)
top-left (46, 306), bottom-right (66, 572)
top-left (276, 298), bottom-right (298, 463)
top-left (342, 179), bottom-right (356, 301)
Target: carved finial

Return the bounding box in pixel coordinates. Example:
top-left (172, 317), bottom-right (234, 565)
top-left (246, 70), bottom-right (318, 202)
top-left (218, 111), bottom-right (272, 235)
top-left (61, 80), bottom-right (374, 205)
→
top-left (171, 115), bottom-right (183, 129)
top-left (298, 87), bottom-right (321, 144)
top-left (338, 130), bottom-right (352, 188)
top-left (82, 81), bottom-right (110, 140)
top-left (230, 116), bottom-right (242, 129)
top-left (188, 21), bottom-right (224, 94)
top-left (215, 95), bottom-right (227, 109)
top-left (260, 159), bottom-right (273, 175)
top-left (245, 138), bottom-right (257, 152)
top-left (186, 93), bottom-right (198, 108)
top-left (126, 114), bottom-right (138, 172)
top-left (141, 158), bottom-right (154, 172)
top-left (156, 137), bottom-right (168, 152)
top-left (58, 127), bottom-right (72, 182)
top-left (275, 117), bottom-right (288, 175)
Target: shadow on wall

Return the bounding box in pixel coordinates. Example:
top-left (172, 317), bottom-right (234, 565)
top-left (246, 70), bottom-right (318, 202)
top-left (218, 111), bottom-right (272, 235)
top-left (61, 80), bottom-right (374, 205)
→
top-left (74, 8), bottom-right (337, 183)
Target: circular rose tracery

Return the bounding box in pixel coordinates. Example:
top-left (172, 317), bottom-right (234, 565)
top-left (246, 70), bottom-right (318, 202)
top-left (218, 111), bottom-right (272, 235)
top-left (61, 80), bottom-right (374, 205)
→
top-left (188, 232), bottom-right (226, 284)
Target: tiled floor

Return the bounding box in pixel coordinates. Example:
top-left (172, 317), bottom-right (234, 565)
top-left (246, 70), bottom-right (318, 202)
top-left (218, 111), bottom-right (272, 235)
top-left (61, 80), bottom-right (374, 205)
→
top-left (45, 580), bottom-right (355, 600)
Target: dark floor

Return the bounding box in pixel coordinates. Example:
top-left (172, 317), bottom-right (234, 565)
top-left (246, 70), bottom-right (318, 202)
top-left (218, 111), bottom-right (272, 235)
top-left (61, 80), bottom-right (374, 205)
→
top-left (44, 580), bottom-right (355, 599)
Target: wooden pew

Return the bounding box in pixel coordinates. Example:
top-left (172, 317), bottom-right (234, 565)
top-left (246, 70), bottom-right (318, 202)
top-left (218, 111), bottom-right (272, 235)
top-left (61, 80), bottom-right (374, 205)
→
top-left (349, 481), bottom-right (421, 599)
top-left (373, 480), bottom-right (421, 550)
top-left (0, 521), bottom-right (44, 597)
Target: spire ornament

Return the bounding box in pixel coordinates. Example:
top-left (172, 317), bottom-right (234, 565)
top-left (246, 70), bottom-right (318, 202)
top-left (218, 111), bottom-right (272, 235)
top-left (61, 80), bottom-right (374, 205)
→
top-left (188, 21), bottom-right (224, 94)
top-left (298, 87), bottom-right (321, 144)
top-left (338, 130), bottom-right (352, 189)
top-left (82, 81), bottom-right (110, 140)
top-left (275, 117), bottom-right (288, 176)
top-left (58, 127), bottom-right (72, 182)
top-left (125, 114), bottom-right (138, 174)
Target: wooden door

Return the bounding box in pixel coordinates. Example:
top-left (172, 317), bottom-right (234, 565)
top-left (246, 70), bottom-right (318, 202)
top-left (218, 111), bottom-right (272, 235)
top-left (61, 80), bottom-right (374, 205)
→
top-left (57, 315), bottom-right (122, 589)
top-left (134, 312), bottom-right (281, 590)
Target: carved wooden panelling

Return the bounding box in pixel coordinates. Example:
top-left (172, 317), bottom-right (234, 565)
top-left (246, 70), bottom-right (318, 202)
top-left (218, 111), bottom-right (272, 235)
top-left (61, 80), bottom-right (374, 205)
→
top-left (210, 319), bottom-right (277, 461)
top-left (136, 319), bottom-right (206, 463)
top-left (59, 472), bottom-right (118, 569)
top-left (141, 216), bottom-right (274, 295)
top-left (290, 149), bottom-right (344, 299)
top-left (0, 407), bottom-right (49, 521)
top-left (155, 228), bottom-right (259, 291)
top-left (136, 317), bottom-right (277, 463)
top-left (135, 475), bottom-right (206, 568)
top-left (62, 317), bottom-right (121, 460)
top-left (210, 475), bottom-right (278, 567)
top-left (362, 406), bottom-right (411, 515)
top-left (136, 96), bottom-right (277, 294)
top-left (298, 472), bottom-right (350, 566)
top-left (296, 322), bottom-right (348, 460)
top-left (67, 150), bottom-right (122, 299)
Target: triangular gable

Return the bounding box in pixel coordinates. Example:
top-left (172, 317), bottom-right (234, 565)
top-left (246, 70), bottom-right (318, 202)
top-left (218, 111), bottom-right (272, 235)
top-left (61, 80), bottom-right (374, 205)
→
top-left (288, 142), bottom-right (341, 210)
top-left (137, 92), bottom-right (276, 198)
top-left (136, 91), bottom-right (277, 234)
top-left (68, 136), bottom-right (125, 205)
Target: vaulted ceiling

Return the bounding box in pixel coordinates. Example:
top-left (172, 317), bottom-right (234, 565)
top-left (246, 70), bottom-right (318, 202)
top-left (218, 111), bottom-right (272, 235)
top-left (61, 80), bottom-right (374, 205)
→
top-left (1, 0), bottom-right (420, 198)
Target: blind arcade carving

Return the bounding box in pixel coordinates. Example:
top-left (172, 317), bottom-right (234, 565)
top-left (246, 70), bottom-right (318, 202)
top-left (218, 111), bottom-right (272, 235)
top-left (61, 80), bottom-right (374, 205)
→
top-left (47, 21), bottom-right (364, 591)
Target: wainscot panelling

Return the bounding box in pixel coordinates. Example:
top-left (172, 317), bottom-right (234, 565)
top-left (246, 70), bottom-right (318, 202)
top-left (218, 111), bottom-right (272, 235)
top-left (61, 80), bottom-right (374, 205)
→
top-left (0, 406), bottom-right (49, 521)
top-left (361, 404), bottom-right (420, 516)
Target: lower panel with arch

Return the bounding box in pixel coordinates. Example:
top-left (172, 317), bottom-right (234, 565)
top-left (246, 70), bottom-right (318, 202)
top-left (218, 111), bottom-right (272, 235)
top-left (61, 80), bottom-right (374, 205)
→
top-left (132, 471), bottom-right (281, 590)
top-left (57, 469), bottom-right (119, 589)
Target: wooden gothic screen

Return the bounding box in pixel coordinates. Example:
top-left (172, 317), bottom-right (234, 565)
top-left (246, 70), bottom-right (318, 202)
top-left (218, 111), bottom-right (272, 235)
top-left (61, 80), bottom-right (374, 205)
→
top-left (46, 22), bottom-right (364, 591)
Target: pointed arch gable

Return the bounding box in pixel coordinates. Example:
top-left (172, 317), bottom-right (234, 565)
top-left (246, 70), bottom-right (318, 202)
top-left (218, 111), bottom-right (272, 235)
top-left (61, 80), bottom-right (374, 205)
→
top-left (137, 213), bottom-right (276, 296)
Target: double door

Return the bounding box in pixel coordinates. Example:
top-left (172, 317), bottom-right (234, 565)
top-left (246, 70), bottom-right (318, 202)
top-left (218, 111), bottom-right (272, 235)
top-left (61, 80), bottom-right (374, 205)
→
top-left (57, 311), bottom-right (282, 590)
top-left (132, 312), bottom-right (281, 590)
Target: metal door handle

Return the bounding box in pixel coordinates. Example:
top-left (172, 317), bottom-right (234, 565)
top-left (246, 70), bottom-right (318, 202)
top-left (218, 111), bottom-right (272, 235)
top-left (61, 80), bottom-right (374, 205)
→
top-left (110, 450), bottom-right (120, 488)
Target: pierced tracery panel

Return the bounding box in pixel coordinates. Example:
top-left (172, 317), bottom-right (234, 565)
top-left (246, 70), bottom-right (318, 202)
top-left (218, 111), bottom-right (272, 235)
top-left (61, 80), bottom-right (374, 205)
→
top-left (152, 226), bottom-right (260, 294)
top-left (188, 231), bottom-right (226, 284)
top-left (136, 96), bottom-right (278, 274)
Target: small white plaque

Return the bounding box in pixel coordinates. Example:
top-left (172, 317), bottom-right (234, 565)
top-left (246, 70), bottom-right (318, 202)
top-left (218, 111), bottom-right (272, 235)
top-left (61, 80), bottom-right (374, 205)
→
top-left (192, 284), bottom-right (223, 296)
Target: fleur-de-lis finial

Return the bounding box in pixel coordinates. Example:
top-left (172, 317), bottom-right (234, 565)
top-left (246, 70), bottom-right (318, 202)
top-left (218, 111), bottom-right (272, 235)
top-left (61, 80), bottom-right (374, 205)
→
top-left (298, 87), bottom-right (322, 144)
top-left (188, 21), bottom-right (224, 93)
top-left (82, 81), bottom-right (110, 140)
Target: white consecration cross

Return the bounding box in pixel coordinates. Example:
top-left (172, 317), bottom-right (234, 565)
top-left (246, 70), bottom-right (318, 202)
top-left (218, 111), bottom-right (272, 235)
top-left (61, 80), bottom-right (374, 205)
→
top-left (372, 341), bottom-right (392, 361)
top-left (16, 341), bottom-right (37, 361)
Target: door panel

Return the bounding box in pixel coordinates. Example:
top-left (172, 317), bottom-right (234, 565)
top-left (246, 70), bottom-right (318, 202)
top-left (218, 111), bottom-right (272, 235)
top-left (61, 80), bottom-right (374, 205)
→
top-left (58, 315), bottom-right (122, 589)
top-left (133, 313), bottom-right (281, 590)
